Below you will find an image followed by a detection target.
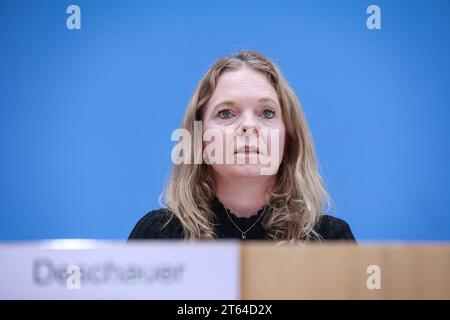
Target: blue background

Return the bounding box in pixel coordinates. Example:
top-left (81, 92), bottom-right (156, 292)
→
top-left (1, 0), bottom-right (449, 241)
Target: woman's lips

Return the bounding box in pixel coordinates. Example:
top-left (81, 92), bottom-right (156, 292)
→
top-left (234, 146), bottom-right (259, 154)
top-left (234, 150), bottom-right (259, 154)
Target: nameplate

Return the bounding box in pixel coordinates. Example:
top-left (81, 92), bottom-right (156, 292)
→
top-left (0, 240), bottom-right (240, 299)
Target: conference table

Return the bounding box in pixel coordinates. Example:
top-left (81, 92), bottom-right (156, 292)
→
top-left (0, 240), bottom-right (449, 299)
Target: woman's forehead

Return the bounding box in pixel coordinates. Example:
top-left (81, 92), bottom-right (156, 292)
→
top-left (210, 68), bottom-right (279, 104)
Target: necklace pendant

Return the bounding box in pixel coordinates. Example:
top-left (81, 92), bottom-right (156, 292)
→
top-left (242, 233), bottom-right (246, 239)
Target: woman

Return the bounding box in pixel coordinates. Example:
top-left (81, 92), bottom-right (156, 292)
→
top-left (129, 50), bottom-right (355, 242)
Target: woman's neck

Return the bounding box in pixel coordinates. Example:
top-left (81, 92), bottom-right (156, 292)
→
top-left (214, 175), bottom-right (275, 218)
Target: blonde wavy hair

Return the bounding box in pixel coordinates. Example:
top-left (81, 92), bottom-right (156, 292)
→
top-left (160, 50), bottom-right (330, 241)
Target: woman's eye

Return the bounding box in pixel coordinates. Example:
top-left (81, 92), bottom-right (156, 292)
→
top-left (262, 109), bottom-right (275, 119)
top-left (218, 109), bottom-right (233, 119)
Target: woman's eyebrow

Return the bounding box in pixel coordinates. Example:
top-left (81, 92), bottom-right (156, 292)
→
top-left (257, 97), bottom-right (279, 106)
top-left (210, 97), bottom-right (280, 115)
top-left (211, 100), bottom-right (236, 114)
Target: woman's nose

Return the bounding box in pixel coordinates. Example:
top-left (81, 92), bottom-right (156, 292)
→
top-left (236, 113), bottom-right (258, 136)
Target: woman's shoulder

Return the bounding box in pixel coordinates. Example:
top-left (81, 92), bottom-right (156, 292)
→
top-left (128, 210), bottom-right (356, 242)
top-left (313, 214), bottom-right (356, 241)
top-left (128, 209), bottom-right (183, 240)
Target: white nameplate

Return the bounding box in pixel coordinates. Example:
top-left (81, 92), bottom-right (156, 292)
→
top-left (0, 240), bottom-right (240, 299)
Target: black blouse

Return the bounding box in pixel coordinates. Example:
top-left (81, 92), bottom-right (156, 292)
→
top-left (128, 197), bottom-right (356, 241)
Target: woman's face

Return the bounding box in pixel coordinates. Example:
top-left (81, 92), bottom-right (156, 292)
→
top-left (202, 67), bottom-right (286, 179)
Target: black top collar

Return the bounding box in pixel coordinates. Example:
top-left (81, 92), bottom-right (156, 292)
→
top-left (211, 196), bottom-right (268, 240)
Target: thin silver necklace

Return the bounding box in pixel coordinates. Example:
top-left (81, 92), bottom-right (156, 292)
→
top-left (224, 206), bottom-right (267, 239)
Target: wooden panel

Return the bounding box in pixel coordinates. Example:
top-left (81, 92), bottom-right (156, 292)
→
top-left (241, 243), bottom-right (450, 299)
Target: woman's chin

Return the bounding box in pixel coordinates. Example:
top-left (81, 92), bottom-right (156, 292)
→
top-left (214, 164), bottom-right (273, 178)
